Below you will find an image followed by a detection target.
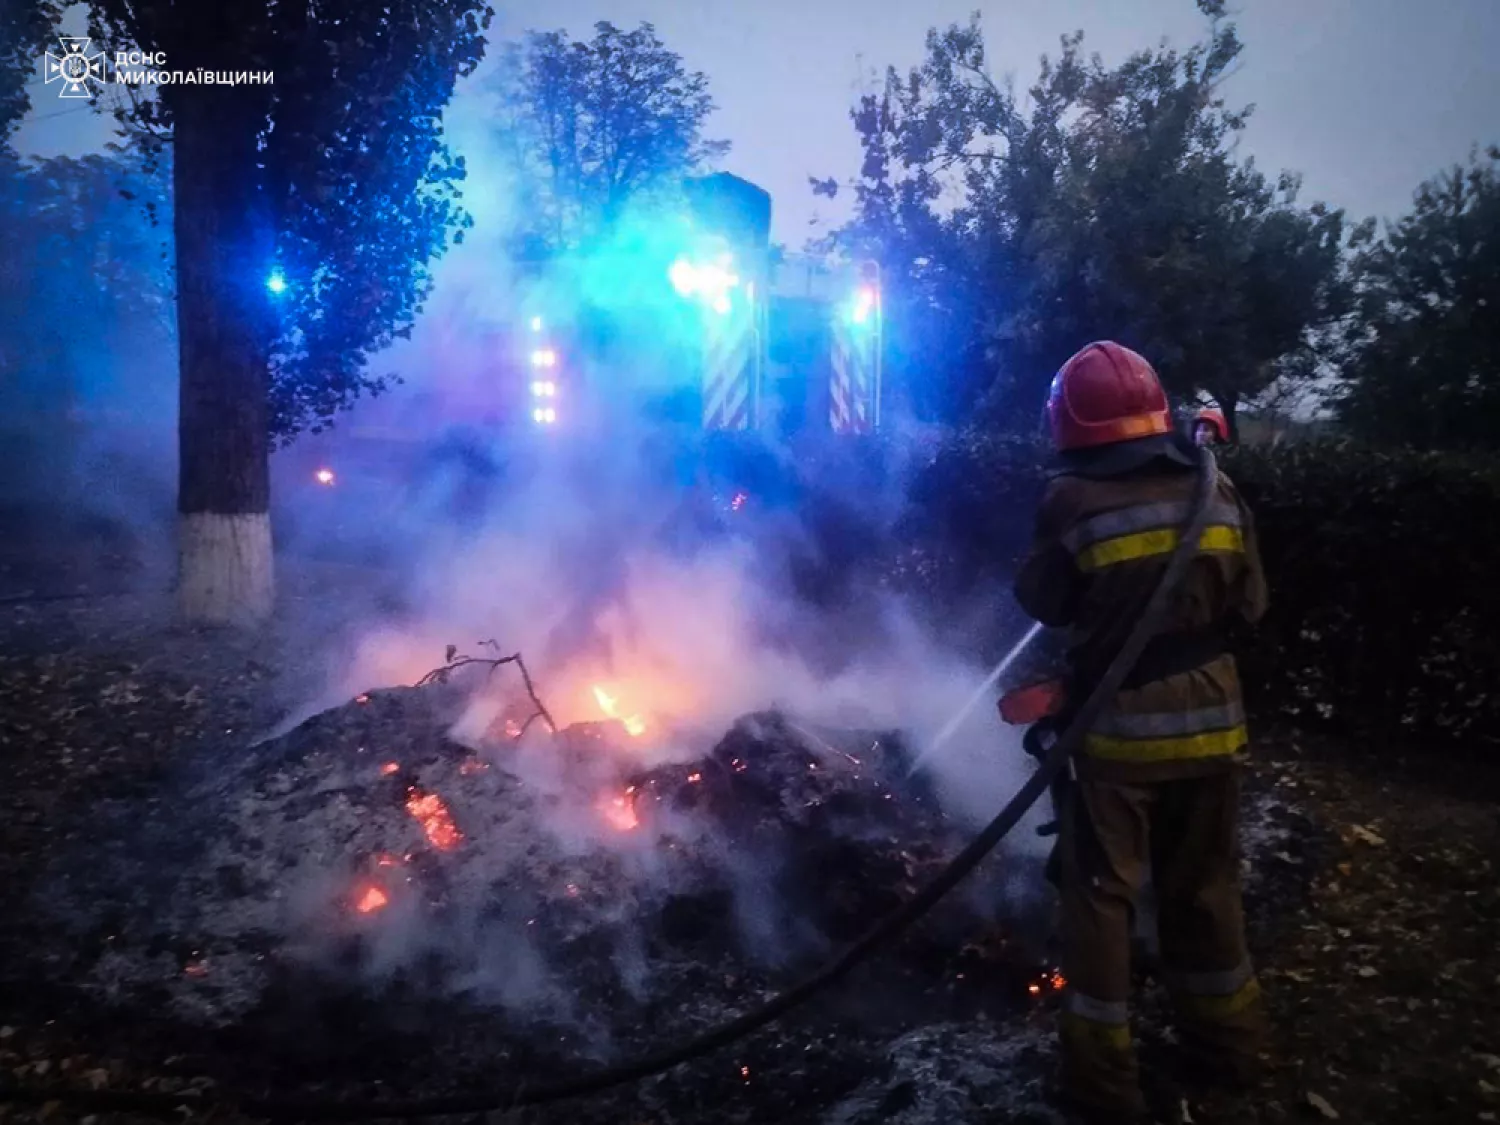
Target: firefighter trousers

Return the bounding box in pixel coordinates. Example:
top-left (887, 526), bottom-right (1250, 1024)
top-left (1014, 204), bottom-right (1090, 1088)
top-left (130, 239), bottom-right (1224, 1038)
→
top-left (1055, 766), bottom-right (1266, 1114)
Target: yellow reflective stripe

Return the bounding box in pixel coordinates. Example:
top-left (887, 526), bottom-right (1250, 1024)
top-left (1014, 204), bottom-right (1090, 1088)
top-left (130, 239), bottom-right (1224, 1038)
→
top-left (1066, 991), bottom-right (1131, 1024)
top-left (1167, 959), bottom-right (1256, 997)
top-left (1059, 1010), bottom-right (1132, 1053)
top-left (1077, 525), bottom-right (1244, 572)
top-left (1085, 724), bottom-right (1248, 763)
top-left (1092, 701), bottom-right (1246, 740)
top-left (1175, 976), bottom-right (1263, 1022)
top-left (1063, 500), bottom-right (1242, 554)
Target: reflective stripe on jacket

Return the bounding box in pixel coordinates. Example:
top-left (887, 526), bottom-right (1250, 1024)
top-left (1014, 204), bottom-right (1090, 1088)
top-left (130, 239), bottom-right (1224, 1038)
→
top-left (1014, 450), bottom-right (1268, 781)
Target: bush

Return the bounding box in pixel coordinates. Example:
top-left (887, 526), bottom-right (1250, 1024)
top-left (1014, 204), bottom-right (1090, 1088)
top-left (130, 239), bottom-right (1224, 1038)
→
top-left (899, 431), bottom-right (1500, 755)
top-left (1222, 442), bottom-right (1500, 753)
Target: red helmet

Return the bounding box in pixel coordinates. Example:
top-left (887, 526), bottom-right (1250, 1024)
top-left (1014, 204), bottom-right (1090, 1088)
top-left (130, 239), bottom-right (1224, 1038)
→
top-left (1194, 408), bottom-right (1229, 445)
top-left (1046, 341), bottom-right (1172, 452)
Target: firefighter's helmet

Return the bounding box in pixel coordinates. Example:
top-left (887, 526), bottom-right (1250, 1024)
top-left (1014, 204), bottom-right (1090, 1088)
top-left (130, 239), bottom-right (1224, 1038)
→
top-left (1046, 341), bottom-right (1172, 452)
top-left (1193, 407), bottom-right (1229, 445)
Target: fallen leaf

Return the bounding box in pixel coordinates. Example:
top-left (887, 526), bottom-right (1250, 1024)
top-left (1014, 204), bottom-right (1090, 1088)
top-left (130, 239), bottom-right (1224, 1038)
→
top-left (1350, 825), bottom-right (1386, 846)
top-left (1480, 1054), bottom-right (1500, 1071)
top-left (1306, 1091), bottom-right (1340, 1119)
top-left (1356, 966), bottom-right (1379, 978)
top-left (1480, 1079), bottom-right (1499, 1096)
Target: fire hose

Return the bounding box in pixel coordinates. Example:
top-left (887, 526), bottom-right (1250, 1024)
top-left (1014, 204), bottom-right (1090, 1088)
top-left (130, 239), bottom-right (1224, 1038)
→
top-left (0, 448), bottom-right (1219, 1122)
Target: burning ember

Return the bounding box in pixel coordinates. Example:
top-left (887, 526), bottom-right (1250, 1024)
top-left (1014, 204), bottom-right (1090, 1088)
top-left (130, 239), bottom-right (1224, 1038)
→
top-left (314, 467), bottom-right (336, 486)
top-left (405, 789), bottom-right (461, 850)
top-left (355, 886), bottom-right (389, 914)
top-left (1028, 969), bottom-right (1067, 997)
top-left (380, 762), bottom-right (400, 776)
top-left (591, 685), bottom-right (646, 737)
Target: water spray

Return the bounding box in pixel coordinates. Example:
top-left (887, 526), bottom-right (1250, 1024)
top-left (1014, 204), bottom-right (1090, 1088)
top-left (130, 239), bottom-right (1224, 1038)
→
top-left (907, 620), bottom-right (1045, 776)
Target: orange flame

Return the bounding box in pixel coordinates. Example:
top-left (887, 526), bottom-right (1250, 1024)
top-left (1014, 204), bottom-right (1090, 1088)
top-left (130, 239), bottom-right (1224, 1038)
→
top-left (380, 762), bottom-right (400, 776)
top-left (405, 789), bottom-right (462, 850)
top-left (356, 885), bottom-right (389, 914)
top-left (599, 792), bottom-right (639, 832)
top-left (591, 685), bottom-right (647, 737)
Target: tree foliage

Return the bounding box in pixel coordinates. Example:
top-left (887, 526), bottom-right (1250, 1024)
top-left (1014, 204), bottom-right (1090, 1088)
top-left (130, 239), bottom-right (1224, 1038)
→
top-left (827, 5), bottom-right (1347, 435)
top-left (1334, 147), bottom-right (1500, 450)
top-left (0, 0), bottom-right (63, 146)
top-left (86, 0), bottom-right (493, 440)
top-left (493, 21), bottom-right (728, 255)
top-left (0, 149), bottom-right (174, 499)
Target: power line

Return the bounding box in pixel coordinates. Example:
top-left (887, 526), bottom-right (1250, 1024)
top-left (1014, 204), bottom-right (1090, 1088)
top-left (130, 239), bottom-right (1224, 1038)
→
top-left (24, 103), bottom-right (99, 124)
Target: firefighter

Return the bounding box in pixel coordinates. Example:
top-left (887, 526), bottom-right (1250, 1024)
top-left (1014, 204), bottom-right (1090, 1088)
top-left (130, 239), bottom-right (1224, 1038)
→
top-left (1015, 341), bottom-right (1269, 1122)
top-left (1193, 407), bottom-right (1230, 447)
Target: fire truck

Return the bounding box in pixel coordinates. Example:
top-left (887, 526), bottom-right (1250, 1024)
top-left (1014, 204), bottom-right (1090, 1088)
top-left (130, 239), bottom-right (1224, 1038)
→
top-left (277, 173), bottom-right (885, 546)
top-left (506, 172), bottom-right (886, 440)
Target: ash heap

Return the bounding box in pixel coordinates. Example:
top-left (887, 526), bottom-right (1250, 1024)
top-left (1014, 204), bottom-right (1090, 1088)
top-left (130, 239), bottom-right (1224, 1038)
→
top-left (22, 648), bottom-right (1298, 1121)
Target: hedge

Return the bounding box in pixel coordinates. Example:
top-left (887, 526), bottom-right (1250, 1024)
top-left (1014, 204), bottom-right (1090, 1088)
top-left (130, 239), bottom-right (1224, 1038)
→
top-left (885, 434), bottom-right (1500, 755)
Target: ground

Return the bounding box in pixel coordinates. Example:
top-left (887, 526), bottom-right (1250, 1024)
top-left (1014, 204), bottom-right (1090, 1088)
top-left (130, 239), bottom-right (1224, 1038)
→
top-left (1, 561), bottom-right (1498, 1125)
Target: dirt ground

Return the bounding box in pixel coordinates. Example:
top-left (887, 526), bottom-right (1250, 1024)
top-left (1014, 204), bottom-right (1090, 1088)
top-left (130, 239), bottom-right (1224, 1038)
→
top-left (1, 572), bottom-right (1497, 1125)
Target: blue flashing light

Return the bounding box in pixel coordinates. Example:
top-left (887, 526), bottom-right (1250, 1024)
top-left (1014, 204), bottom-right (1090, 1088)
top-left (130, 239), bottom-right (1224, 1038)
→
top-left (266, 269), bottom-right (287, 295)
top-left (669, 259), bottom-right (697, 297)
top-left (850, 285), bottom-right (878, 326)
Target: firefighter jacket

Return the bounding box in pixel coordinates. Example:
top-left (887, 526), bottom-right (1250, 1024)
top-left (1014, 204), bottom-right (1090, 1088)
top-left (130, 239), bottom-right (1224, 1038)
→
top-left (1014, 435), bottom-right (1269, 782)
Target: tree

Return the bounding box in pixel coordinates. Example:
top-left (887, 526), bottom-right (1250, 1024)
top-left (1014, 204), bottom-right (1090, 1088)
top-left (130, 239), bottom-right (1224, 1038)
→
top-left (823, 3), bottom-right (1347, 438)
top-left (493, 21), bottom-right (727, 255)
top-left (1, 0), bottom-right (63, 145)
top-left (0, 151), bottom-right (174, 506)
top-left (1334, 146), bottom-right (1500, 450)
top-left (74, 0), bottom-right (491, 624)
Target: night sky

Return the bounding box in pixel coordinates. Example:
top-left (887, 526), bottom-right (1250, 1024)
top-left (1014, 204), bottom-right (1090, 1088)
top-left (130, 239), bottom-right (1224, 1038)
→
top-left (17, 0), bottom-right (1499, 244)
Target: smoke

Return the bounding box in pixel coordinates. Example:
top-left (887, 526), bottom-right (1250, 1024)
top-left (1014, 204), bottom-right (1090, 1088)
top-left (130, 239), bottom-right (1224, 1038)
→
top-left (263, 57), bottom-right (1058, 1017)
top-left (290, 411), bottom-right (1046, 833)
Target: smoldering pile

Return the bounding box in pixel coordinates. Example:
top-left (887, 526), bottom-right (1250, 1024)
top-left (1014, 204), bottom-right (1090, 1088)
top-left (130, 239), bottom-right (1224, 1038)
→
top-left (30, 663), bottom-right (1047, 1060)
top-left (12, 650), bottom-right (1313, 1123)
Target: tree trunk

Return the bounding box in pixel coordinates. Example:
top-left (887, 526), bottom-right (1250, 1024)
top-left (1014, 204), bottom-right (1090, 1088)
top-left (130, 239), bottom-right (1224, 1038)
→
top-left (1222, 393), bottom-right (1241, 444)
top-left (171, 90), bottom-right (274, 626)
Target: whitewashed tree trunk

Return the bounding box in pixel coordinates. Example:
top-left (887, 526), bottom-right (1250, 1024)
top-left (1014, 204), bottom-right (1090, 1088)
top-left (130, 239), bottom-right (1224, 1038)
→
top-left (170, 82), bottom-right (276, 627)
top-left (178, 512), bottom-right (274, 625)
